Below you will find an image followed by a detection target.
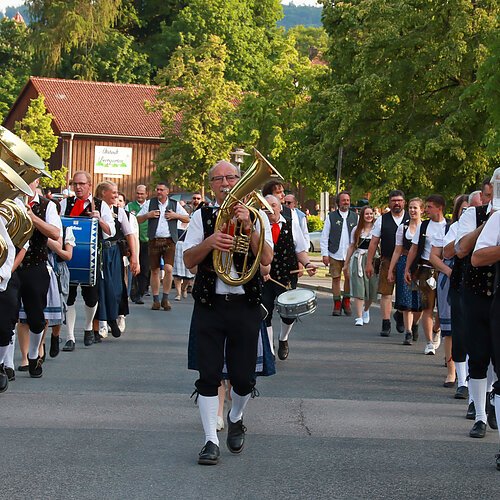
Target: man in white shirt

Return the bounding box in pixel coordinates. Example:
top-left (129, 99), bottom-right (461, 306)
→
top-left (320, 191), bottom-right (358, 316)
top-left (137, 182), bottom-right (189, 311)
top-left (284, 194), bottom-right (310, 250)
top-left (405, 195), bottom-right (447, 355)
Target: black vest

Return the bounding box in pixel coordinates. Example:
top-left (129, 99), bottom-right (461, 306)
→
top-left (271, 217), bottom-right (298, 286)
top-left (109, 205), bottom-right (125, 242)
top-left (64, 196), bottom-right (104, 240)
top-left (147, 197), bottom-right (179, 242)
top-left (463, 205), bottom-right (496, 297)
top-left (327, 209), bottom-right (358, 255)
top-left (380, 211), bottom-right (410, 258)
top-left (23, 197), bottom-right (50, 267)
top-left (191, 206), bottom-right (262, 306)
top-left (402, 224), bottom-right (413, 252)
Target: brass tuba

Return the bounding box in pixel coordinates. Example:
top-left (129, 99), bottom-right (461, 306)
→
top-left (212, 148), bottom-right (283, 286)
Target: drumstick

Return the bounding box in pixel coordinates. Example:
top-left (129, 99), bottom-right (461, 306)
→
top-left (267, 276), bottom-right (289, 290)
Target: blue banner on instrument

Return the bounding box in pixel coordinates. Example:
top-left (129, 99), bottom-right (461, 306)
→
top-left (61, 216), bottom-right (98, 286)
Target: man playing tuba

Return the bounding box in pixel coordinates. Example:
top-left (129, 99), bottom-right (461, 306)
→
top-left (183, 160), bottom-right (273, 466)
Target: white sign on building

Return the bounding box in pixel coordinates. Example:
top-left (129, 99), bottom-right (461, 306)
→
top-left (94, 146), bottom-right (132, 175)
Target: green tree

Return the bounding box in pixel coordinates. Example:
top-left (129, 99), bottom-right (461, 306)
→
top-left (287, 25), bottom-right (328, 60)
top-left (315, 0), bottom-right (499, 202)
top-left (0, 17), bottom-right (32, 119)
top-left (152, 36), bottom-right (241, 191)
top-left (13, 95), bottom-right (58, 167)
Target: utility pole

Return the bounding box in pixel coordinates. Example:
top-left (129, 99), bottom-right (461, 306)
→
top-left (336, 144), bottom-right (343, 195)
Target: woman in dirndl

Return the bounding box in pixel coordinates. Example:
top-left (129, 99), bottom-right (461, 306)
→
top-left (173, 221), bottom-right (194, 301)
top-left (343, 206), bottom-right (378, 327)
top-left (387, 198), bottom-right (424, 345)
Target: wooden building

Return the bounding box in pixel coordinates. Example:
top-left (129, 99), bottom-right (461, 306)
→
top-left (3, 77), bottom-right (165, 199)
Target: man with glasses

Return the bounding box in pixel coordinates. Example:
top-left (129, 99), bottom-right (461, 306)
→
top-left (60, 171), bottom-right (116, 350)
top-left (136, 182), bottom-right (189, 311)
top-left (127, 185), bottom-right (150, 304)
top-left (366, 190), bottom-right (409, 336)
top-left (284, 194), bottom-right (310, 250)
top-left (191, 192), bottom-right (205, 212)
top-left (184, 160), bottom-right (273, 465)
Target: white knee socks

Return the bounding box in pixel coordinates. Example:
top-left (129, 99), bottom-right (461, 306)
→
top-left (229, 388), bottom-right (251, 422)
top-left (84, 304), bottom-right (98, 331)
top-left (198, 395), bottom-right (219, 445)
top-left (279, 322), bottom-right (294, 342)
top-left (455, 362), bottom-right (468, 388)
top-left (28, 330), bottom-right (42, 359)
top-left (469, 378), bottom-right (487, 423)
top-left (0, 345), bottom-right (7, 365)
top-left (4, 334), bottom-right (15, 369)
top-left (66, 305), bottom-right (76, 342)
top-left (487, 362), bottom-right (496, 393)
top-left (266, 326), bottom-right (275, 355)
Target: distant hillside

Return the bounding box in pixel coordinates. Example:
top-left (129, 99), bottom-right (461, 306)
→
top-left (279, 4), bottom-right (323, 29)
top-left (2, 5), bottom-right (30, 21)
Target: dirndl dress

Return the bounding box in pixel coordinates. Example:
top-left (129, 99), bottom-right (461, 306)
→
top-left (395, 255), bottom-right (422, 312)
top-left (173, 240), bottom-right (194, 280)
top-left (437, 258), bottom-right (453, 334)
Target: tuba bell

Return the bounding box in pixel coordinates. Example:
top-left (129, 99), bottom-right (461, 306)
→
top-left (212, 148), bottom-right (283, 286)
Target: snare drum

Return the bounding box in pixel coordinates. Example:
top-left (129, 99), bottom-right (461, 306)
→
top-left (61, 216), bottom-right (98, 286)
top-left (275, 288), bottom-right (317, 319)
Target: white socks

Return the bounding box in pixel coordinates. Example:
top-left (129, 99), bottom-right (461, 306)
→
top-left (266, 326), bottom-right (275, 355)
top-left (66, 305), bottom-right (76, 342)
top-left (28, 330), bottom-right (43, 359)
top-left (279, 322), bottom-right (294, 342)
top-left (229, 388), bottom-right (251, 423)
top-left (469, 378), bottom-right (487, 423)
top-left (487, 362), bottom-right (497, 393)
top-left (0, 345), bottom-right (7, 365)
top-left (84, 304), bottom-right (98, 331)
top-left (4, 334), bottom-right (15, 369)
top-left (455, 362), bottom-right (468, 388)
top-left (198, 395), bottom-right (219, 445)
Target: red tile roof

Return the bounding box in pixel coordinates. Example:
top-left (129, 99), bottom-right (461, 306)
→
top-left (29, 77), bottom-right (163, 138)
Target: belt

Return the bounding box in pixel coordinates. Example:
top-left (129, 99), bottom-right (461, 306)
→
top-left (419, 259), bottom-right (433, 269)
top-left (152, 237), bottom-right (173, 241)
top-left (102, 240), bottom-right (118, 248)
top-left (215, 294), bottom-right (246, 302)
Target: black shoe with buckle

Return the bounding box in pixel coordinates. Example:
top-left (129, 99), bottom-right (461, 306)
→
top-left (469, 420), bottom-right (486, 438)
top-left (62, 340), bottom-right (75, 352)
top-left (466, 401), bottom-right (476, 420)
top-left (278, 340), bottom-right (289, 360)
top-left (380, 319), bottom-right (391, 337)
top-left (28, 357), bottom-right (43, 378)
top-left (108, 320), bottom-right (121, 338)
top-left (227, 412), bottom-right (246, 454)
top-left (5, 366), bottom-right (15, 381)
top-left (83, 330), bottom-right (94, 346)
top-left (50, 335), bottom-right (60, 358)
top-left (454, 385), bottom-right (468, 400)
top-left (393, 311), bottom-right (404, 333)
top-left (0, 364), bottom-right (8, 393)
top-left (198, 441), bottom-right (220, 465)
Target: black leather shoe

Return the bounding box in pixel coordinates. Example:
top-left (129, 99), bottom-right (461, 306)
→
top-left (18, 364), bottom-right (29, 372)
top-left (393, 311), bottom-right (404, 333)
top-left (469, 421), bottom-right (486, 438)
top-left (62, 340), bottom-right (75, 352)
top-left (49, 335), bottom-right (60, 358)
top-left (278, 340), bottom-right (289, 360)
top-left (93, 331), bottom-right (102, 343)
top-left (402, 332), bottom-right (412, 345)
top-left (83, 330), bottom-right (94, 346)
top-left (466, 401), bottom-right (476, 420)
top-left (134, 298), bottom-right (144, 305)
top-left (411, 323), bottom-right (419, 341)
top-left (28, 357), bottom-right (43, 378)
top-left (0, 364), bottom-right (8, 393)
top-left (487, 397), bottom-right (497, 430)
top-left (5, 366), bottom-right (15, 381)
top-left (108, 320), bottom-right (121, 338)
top-left (198, 441), bottom-right (220, 465)
top-left (227, 412), bottom-right (246, 454)
top-left (454, 385), bottom-right (468, 400)
top-left (380, 319), bottom-right (391, 337)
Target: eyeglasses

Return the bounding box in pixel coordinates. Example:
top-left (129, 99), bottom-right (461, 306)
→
top-left (390, 199), bottom-right (404, 203)
top-left (284, 201), bottom-right (294, 206)
top-left (210, 175), bottom-right (240, 183)
top-left (192, 197), bottom-right (202, 200)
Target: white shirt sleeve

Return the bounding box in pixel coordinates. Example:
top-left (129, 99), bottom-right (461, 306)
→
top-left (320, 216), bottom-right (331, 256)
top-left (183, 209), bottom-right (204, 252)
top-left (474, 210), bottom-right (500, 251)
top-left (45, 200), bottom-right (63, 236)
top-left (128, 212), bottom-right (139, 236)
top-left (456, 207), bottom-right (478, 243)
top-left (371, 216), bottom-right (382, 238)
top-left (100, 201), bottom-right (116, 239)
top-left (443, 222), bottom-right (458, 247)
top-left (292, 216), bottom-right (308, 254)
top-left (64, 226), bottom-right (77, 247)
top-left (0, 219), bottom-right (15, 291)
top-left (176, 202), bottom-right (189, 217)
top-left (411, 223), bottom-right (422, 245)
top-left (118, 207), bottom-right (134, 236)
top-left (136, 200), bottom-right (151, 218)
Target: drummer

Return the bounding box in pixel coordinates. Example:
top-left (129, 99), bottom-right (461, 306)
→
top-left (262, 195), bottom-right (316, 360)
top-left (59, 171), bottom-right (115, 350)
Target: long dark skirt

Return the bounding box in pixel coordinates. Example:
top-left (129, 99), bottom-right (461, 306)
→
top-left (395, 255), bottom-right (422, 312)
top-left (97, 244), bottom-right (123, 321)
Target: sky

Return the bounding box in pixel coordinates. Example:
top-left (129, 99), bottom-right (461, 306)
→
top-left (1, 1), bottom-right (321, 14)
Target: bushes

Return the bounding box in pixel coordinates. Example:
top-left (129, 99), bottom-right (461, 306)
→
top-left (307, 215), bottom-right (324, 232)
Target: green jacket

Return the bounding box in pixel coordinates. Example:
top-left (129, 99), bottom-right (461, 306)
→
top-left (127, 200), bottom-right (149, 242)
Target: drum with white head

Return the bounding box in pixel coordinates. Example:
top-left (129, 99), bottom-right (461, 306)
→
top-left (275, 288), bottom-right (317, 319)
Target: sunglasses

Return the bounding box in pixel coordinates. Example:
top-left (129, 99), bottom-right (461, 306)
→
top-left (284, 201), bottom-right (293, 206)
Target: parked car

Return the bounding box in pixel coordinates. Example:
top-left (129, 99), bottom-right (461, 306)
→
top-left (309, 231), bottom-right (321, 252)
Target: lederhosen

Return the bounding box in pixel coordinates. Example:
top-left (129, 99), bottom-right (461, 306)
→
top-left (96, 205), bottom-right (124, 321)
top-left (65, 197), bottom-right (103, 308)
top-left (0, 252), bottom-right (21, 347)
top-left (17, 197), bottom-right (52, 334)
top-left (188, 206), bottom-right (262, 397)
top-left (262, 215), bottom-right (298, 327)
top-left (463, 206), bottom-right (496, 379)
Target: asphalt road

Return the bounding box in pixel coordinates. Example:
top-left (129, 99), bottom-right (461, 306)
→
top-left (1, 292), bottom-right (498, 500)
